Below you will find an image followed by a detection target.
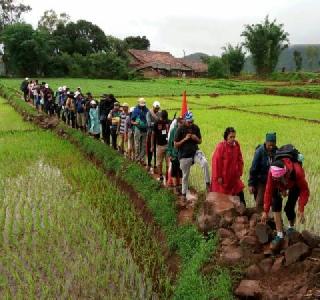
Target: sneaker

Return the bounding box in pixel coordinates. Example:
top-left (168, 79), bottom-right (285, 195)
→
top-left (270, 235), bottom-right (284, 252)
top-left (286, 227), bottom-right (296, 236)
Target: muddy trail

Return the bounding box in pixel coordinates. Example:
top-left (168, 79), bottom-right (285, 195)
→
top-left (198, 193), bottom-right (320, 299)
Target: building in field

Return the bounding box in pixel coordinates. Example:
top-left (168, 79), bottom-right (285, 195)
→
top-left (128, 49), bottom-right (208, 78)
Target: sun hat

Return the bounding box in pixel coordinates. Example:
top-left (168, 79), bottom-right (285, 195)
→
top-left (58, 87), bottom-right (63, 92)
top-left (138, 97), bottom-right (146, 106)
top-left (122, 103), bottom-right (129, 107)
top-left (90, 100), bottom-right (96, 105)
top-left (114, 102), bottom-right (120, 107)
top-left (153, 101), bottom-right (160, 108)
top-left (45, 83), bottom-right (49, 88)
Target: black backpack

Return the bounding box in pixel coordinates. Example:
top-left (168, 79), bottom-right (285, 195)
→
top-left (274, 144), bottom-right (301, 163)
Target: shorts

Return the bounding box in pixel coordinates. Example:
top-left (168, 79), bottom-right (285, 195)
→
top-left (156, 144), bottom-right (167, 167)
top-left (171, 159), bottom-right (182, 178)
top-left (76, 113), bottom-right (86, 127)
top-left (271, 186), bottom-right (300, 221)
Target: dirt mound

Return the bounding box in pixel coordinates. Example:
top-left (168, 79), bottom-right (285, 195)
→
top-left (198, 192), bottom-right (320, 299)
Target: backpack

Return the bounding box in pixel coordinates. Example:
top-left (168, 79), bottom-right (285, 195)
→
top-left (274, 144), bottom-right (302, 164)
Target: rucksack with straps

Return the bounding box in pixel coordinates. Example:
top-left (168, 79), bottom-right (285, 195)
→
top-left (274, 144), bottom-right (302, 164)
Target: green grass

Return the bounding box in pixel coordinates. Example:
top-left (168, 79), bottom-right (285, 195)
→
top-left (0, 78), bottom-right (270, 97)
top-left (0, 101), bottom-right (171, 298)
top-left (244, 103), bottom-right (320, 120)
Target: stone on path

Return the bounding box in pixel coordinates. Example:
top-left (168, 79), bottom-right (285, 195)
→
top-left (235, 280), bottom-right (262, 298)
top-left (285, 242), bottom-right (309, 266)
top-left (271, 256), bottom-right (284, 273)
top-left (206, 192), bottom-right (235, 216)
top-left (246, 264), bottom-right (262, 279)
top-left (301, 230), bottom-right (320, 248)
top-left (255, 223), bottom-right (271, 244)
top-left (259, 258), bottom-right (274, 273)
top-left (221, 246), bottom-right (243, 265)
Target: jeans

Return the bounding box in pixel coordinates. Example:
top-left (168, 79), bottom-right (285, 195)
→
top-left (179, 150), bottom-right (210, 195)
top-left (134, 129), bottom-right (147, 162)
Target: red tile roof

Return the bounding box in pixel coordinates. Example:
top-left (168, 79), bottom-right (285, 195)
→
top-left (128, 49), bottom-right (193, 71)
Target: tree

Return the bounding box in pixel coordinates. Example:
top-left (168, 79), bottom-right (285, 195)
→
top-left (241, 16), bottom-right (289, 76)
top-left (0, 0), bottom-right (31, 31)
top-left (124, 35), bottom-right (150, 50)
top-left (1, 23), bottom-right (53, 76)
top-left (207, 57), bottom-right (228, 78)
top-left (38, 9), bottom-right (70, 34)
top-left (293, 50), bottom-right (303, 72)
top-left (221, 44), bottom-right (246, 76)
top-left (52, 20), bottom-right (107, 55)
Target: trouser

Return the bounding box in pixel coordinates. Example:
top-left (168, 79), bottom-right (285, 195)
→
top-left (254, 183), bottom-right (266, 212)
top-left (68, 111), bottom-right (76, 128)
top-left (147, 132), bottom-right (156, 167)
top-left (179, 150), bottom-right (210, 195)
top-left (134, 129), bottom-right (147, 162)
top-left (111, 129), bottom-right (118, 150)
top-left (238, 191), bottom-right (246, 207)
top-left (271, 186), bottom-right (300, 222)
top-left (101, 120), bottom-right (111, 145)
top-left (23, 90), bottom-right (28, 101)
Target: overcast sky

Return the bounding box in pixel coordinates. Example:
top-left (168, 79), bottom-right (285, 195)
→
top-left (23, 0), bottom-right (319, 57)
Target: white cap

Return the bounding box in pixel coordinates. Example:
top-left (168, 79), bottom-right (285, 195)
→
top-left (45, 84), bottom-right (49, 88)
top-left (153, 101), bottom-right (160, 108)
top-left (58, 87), bottom-right (63, 92)
top-left (62, 85), bottom-right (67, 91)
top-left (129, 107), bottom-right (135, 113)
top-left (90, 100), bottom-right (96, 105)
top-left (74, 91), bottom-right (80, 97)
top-left (25, 77), bottom-right (29, 81)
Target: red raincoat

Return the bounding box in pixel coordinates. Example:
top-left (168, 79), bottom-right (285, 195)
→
top-left (210, 140), bottom-right (244, 195)
top-left (263, 158), bottom-right (309, 213)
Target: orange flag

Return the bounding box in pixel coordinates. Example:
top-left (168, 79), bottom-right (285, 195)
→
top-left (180, 90), bottom-right (188, 117)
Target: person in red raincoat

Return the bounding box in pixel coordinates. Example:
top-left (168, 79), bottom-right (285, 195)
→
top-left (210, 127), bottom-right (245, 206)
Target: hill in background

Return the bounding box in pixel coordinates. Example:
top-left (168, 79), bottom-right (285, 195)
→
top-left (184, 45), bottom-right (320, 73)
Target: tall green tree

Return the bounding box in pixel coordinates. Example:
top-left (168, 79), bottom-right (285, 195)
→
top-left (124, 35), bottom-right (150, 50)
top-left (1, 23), bottom-right (53, 76)
top-left (207, 56), bottom-right (228, 78)
top-left (241, 16), bottom-right (289, 76)
top-left (52, 20), bottom-right (107, 55)
top-left (221, 43), bottom-right (246, 76)
top-left (0, 0), bottom-right (31, 31)
top-left (293, 50), bottom-right (303, 71)
top-left (38, 9), bottom-right (70, 34)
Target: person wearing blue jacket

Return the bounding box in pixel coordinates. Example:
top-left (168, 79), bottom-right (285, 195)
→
top-left (248, 132), bottom-right (277, 212)
top-left (131, 98), bottom-right (149, 165)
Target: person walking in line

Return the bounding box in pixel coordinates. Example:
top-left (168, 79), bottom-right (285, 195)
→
top-left (151, 110), bottom-right (170, 183)
top-left (167, 116), bottom-right (183, 194)
top-left (127, 107), bottom-right (135, 161)
top-left (261, 157), bottom-right (309, 252)
top-left (174, 111), bottom-right (210, 204)
top-left (146, 101), bottom-right (161, 172)
top-left (65, 92), bottom-right (76, 128)
top-left (248, 133), bottom-right (277, 212)
top-left (89, 100), bottom-right (100, 139)
top-left (118, 103), bottom-right (130, 154)
top-left (131, 98), bottom-right (149, 165)
top-left (99, 94), bottom-right (116, 145)
top-left (75, 92), bottom-right (86, 131)
top-left (20, 77), bottom-right (29, 101)
top-left (210, 127), bottom-right (246, 206)
top-left (108, 102), bottom-right (121, 150)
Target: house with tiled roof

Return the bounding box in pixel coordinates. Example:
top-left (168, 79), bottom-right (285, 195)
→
top-left (128, 49), bottom-right (207, 78)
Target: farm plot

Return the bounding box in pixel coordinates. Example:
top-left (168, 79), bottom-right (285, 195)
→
top-left (242, 102), bottom-right (320, 121)
top-left (0, 99), bottom-right (171, 298)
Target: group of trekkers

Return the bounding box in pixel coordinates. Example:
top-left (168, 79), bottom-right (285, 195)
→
top-left (20, 78), bottom-right (310, 252)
